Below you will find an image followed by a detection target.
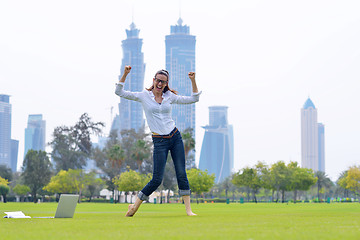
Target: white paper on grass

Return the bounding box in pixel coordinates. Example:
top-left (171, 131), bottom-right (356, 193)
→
top-left (3, 211), bottom-right (31, 218)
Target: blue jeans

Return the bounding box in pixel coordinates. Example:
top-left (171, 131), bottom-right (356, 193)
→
top-left (138, 128), bottom-right (191, 201)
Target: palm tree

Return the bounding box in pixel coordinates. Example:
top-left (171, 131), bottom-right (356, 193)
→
top-left (107, 144), bottom-right (125, 202)
top-left (220, 177), bottom-right (233, 200)
top-left (131, 139), bottom-right (151, 173)
top-left (182, 128), bottom-right (195, 169)
top-left (315, 171), bottom-right (333, 201)
top-left (107, 144), bottom-right (125, 169)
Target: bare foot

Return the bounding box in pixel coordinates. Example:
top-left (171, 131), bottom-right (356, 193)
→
top-left (125, 204), bottom-right (136, 217)
top-left (187, 212), bottom-right (197, 216)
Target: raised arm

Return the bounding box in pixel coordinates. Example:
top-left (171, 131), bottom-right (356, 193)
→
top-left (188, 72), bottom-right (198, 93)
top-left (119, 66), bottom-right (131, 83)
top-left (115, 66), bottom-right (142, 101)
top-left (171, 72), bottom-right (201, 104)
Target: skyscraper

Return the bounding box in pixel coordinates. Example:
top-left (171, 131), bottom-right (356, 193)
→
top-left (199, 106), bottom-right (234, 184)
top-left (165, 18), bottom-right (196, 136)
top-left (0, 94), bottom-right (18, 172)
top-left (24, 114), bottom-right (46, 158)
top-left (0, 95), bottom-right (12, 169)
top-left (113, 22), bottom-right (146, 136)
top-left (301, 98), bottom-right (325, 172)
top-left (11, 140), bottom-right (19, 172)
top-left (318, 123), bottom-right (325, 172)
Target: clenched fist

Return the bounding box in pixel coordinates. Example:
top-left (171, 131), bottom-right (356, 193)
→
top-left (188, 72), bottom-right (195, 81)
top-left (124, 66), bottom-right (132, 75)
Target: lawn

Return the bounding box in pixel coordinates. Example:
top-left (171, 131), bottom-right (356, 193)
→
top-left (1, 202), bottom-right (359, 239)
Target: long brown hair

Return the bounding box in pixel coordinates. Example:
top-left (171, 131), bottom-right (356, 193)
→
top-left (146, 69), bottom-right (178, 94)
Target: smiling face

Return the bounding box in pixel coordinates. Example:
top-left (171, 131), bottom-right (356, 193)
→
top-left (153, 73), bottom-right (168, 94)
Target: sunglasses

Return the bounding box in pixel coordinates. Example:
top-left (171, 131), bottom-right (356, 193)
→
top-left (154, 78), bottom-right (168, 84)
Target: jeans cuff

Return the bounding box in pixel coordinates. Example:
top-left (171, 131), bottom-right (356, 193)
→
top-left (179, 189), bottom-right (191, 196)
top-left (138, 191), bottom-right (149, 201)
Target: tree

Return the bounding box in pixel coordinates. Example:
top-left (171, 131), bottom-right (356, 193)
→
top-left (337, 170), bottom-right (349, 198)
top-left (50, 113), bottom-right (104, 172)
top-left (0, 176), bottom-right (9, 185)
top-left (43, 170), bottom-right (75, 194)
top-left (22, 150), bottom-right (52, 203)
top-left (85, 171), bottom-right (104, 202)
top-left (270, 161), bottom-right (289, 202)
top-left (0, 176), bottom-right (10, 203)
top-left (120, 128), bottom-right (149, 170)
top-left (182, 128), bottom-right (196, 169)
top-left (314, 171), bottom-right (333, 201)
top-left (0, 185), bottom-right (10, 203)
top-left (108, 144), bottom-right (125, 170)
top-left (187, 168), bottom-right (215, 203)
top-left (288, 162), bottom-right (316, 203)
top-left (232, 167), bottom-right (261, 202)
top-left (66, 169), bottom-right (88, 202)
top-left (44, 169), bottom-right (103, 202)
top-left (13, 184), bottom-right (31, 202)
top-left (113, 169), bottom-right (146, 203)
top-left (0, 164), bottom-right (12, 181)
top-left (131, 139), bottom-right (151, 173)
top-left (220, 176), bottom-right (234, 200)
top-left (93, 130), bottom-right (128, 202)
top-left (344, 166), bottom-right (360, 200)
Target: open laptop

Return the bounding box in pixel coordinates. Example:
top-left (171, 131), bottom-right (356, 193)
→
top-left (34, 194), bottom-right (79, 218)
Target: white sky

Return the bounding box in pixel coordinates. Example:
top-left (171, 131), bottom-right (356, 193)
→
top-left (1, 0), bottom-right (360, 181)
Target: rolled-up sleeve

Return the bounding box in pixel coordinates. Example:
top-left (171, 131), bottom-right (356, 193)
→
top-left (115, 83), bottom-right (141, 102)
top-left (171, 91), bottom-right (202, 104)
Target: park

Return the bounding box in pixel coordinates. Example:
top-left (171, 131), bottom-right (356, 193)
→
top-left (1, 202), bottom-right (360, 239)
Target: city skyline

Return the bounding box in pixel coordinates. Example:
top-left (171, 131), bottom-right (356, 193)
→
top-left (1, 0), bottom-right (360, 180)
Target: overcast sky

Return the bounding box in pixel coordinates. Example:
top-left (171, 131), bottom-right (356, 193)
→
top-left (1, 0), bottom-right (360, 180)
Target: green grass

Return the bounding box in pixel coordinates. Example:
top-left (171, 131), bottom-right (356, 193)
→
top-left (1, 202), bottom-right (359, 239)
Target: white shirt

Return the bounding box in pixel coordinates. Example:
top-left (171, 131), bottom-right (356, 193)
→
top-left (115, 82), bottom-right (201, 135)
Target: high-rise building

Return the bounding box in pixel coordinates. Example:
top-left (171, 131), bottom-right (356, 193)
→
top-left (11, 139), bottom-right (19, 172)
top-left (301, 98), bottom-right (325, 172)
top-left (0, 94), bottom-right (18, 172)
top-left (24, 114), bottom-right (46, 158)
top-left (199, 106), bottom-right (234, 184)
top-left (112, 22), bottom-right (146, 137)
top-left (318, 123), bottom-right (325, 172)
top-left (165, 18), bottom-right (196, 136)
top-left (0, 95), bottom-right (12, 169)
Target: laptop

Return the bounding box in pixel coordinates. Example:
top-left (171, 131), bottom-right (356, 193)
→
top-left (34, 194), bottom-right (79, 218)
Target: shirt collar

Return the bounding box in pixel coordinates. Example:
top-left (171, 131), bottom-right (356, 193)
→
top-left (148, 89), bottom-right (171, 100)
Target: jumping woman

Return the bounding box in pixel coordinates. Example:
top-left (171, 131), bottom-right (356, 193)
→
top-left (115, 66), bottom-right (201, 217)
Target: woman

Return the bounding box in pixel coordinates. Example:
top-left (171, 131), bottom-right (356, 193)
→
top-left (115, 66), bottom-right (201, 217)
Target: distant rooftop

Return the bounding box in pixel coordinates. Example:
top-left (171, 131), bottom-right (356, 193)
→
top-left (126, 22), bottom-right (140, 38)
top-left (170, 17), bottom-right (190, 35)
top-left (303, 98), bottom-right (316, 109)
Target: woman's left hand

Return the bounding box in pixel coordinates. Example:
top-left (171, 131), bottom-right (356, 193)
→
top-left (188, 72), bottom-right (195, 81)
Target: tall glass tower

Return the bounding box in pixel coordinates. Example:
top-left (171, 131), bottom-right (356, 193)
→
top-left (318, 123), bottom-right (325, 172)
top-left (113, 22), bottom-right (146, 136)
top-left (199, 106), bottom-right (234, 184)
top-left (0, 95), bottom-right (12, 169)
top-left (24, 114), bottom-right (46, 158)
top-left (0, 94), bottom-right (18, 172)
top-left (165, 18), bottom-right (196, 136)
top-left (301, 98), bottom-right (325, 172)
